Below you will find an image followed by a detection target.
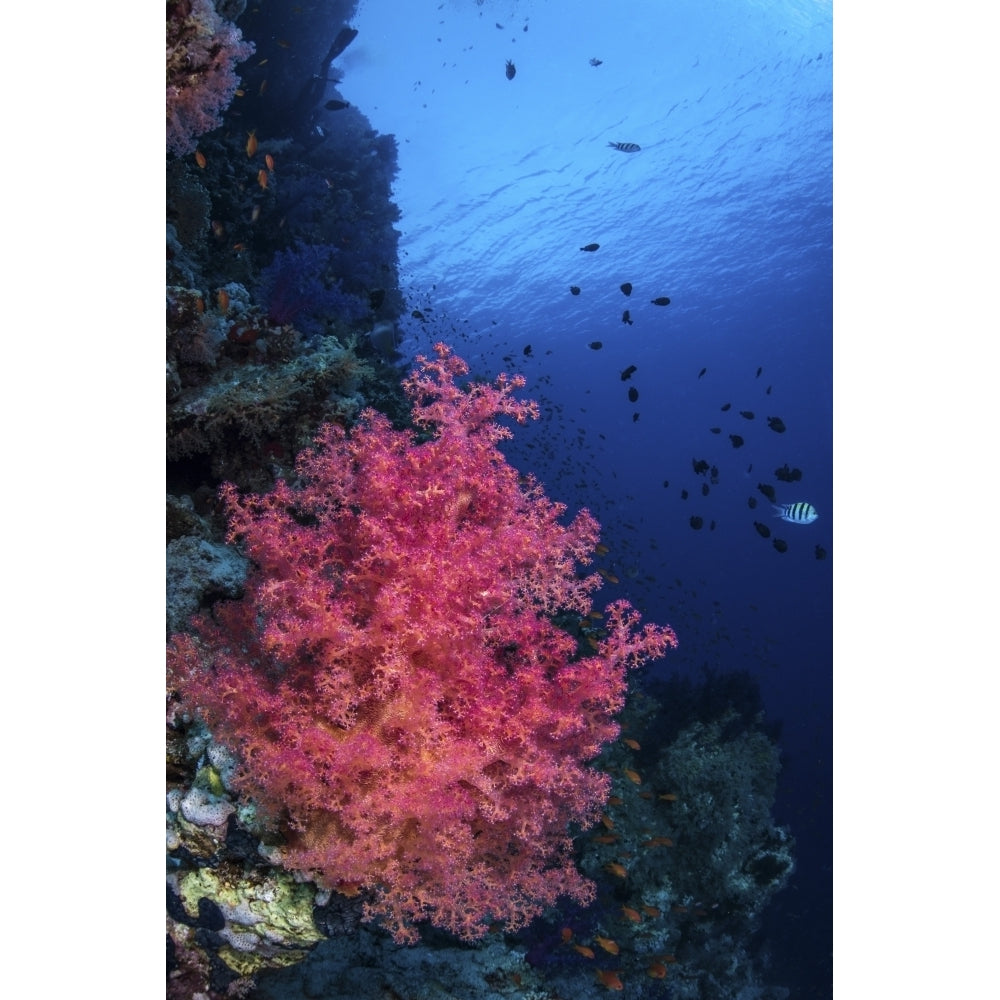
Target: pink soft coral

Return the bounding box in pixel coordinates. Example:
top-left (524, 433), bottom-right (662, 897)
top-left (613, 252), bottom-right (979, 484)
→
top-left (166, 0), bottom-right (254, 157)
top-left (168, 344), bottom-right (677, 943)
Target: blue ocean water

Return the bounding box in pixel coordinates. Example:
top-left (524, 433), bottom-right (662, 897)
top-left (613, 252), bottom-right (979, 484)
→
top-left (341, 0), bottom-right (832, 993)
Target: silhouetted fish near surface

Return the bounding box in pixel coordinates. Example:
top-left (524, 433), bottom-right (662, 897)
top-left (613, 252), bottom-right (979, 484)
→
top-left (628, 387), bottom-right (638, 402)
top-left (773, 538), bottom-right (788, 553)
top-left (756, 366), bottom-right (763, 377)
top-left (620, 365), bottom-right (637, 381)
top-left (632, 412), bottom-right (640, 422)
top-left (580, 243), bottom-right (600, 252)
top-left (721, 402), bottom-right (731, 411)
top-left (698, 367), bottom-right (707, 378)
top-left (773, 501), bottom-right (818, 524)
top-left (590, 57), bottom-right (603, 66)
top-left (754, 521), bottom-right (771, 538)
top-left (815, 544), bottom-right (827, 560)
top-left (729, 434), bottom-right (744, 448)
top-left (505, 59), bottom-right (516, 79)
top-left (324, 99), bottom-right (350, 110)
top-left (620, 282), bottom-right (633, 296)
top-left (570, 285), bottom-right (581, 295)
top-left (523, 344), bottom-right (532, 356)
top-left (690, 516), bottom-right (703, 530)
top-left (748, 496), bottom-right (758, 509)
top-left (740, 410), bottom-right (755, 420)
top-left (588, 340), bottom-right (603, 350)
top-left (767, 416), bottom-right (787, 432)
top-left (709, 427), bottom-right (721, 434)
top-left (651, 296), bottom-right (671, 305)
top-left (609, 141), bottom-right (641, 152)
top-left (758, 483), bottom-right (777, 502)
top-left (622, 310), bottom-right (633, 325)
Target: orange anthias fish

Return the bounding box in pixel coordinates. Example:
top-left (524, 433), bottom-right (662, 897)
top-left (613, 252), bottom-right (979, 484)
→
top-left (194, 150), bottom-right (207, 169)
top-left (623, 768), bottom-right (642, 785)
top-left (621, 905), bottom-right (642, 923)
top-left (257, 169), bottom-right (269, 190)
top-left (594, 935), bottom-right (620, 955)
top-left (622, 738), bottom-right (641, 750)
top-left (641, 836), bottom-right (675, 848)
top-left (246, 130), bottom-right (258, 158)
top-left (264, 153), bottom-right (275, 171)
top-left (596, 969), bottom-right (624, 991)
top-left (604, 862), bottom-right (628, 879)
top-left (647, 961), bottom-right (668, 979)
top-left (573, 944), bottom-right (595, 959)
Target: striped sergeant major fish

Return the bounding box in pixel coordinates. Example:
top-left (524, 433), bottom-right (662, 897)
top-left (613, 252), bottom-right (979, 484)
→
top-left (608, 141), bottom-right (641, 152)
top-left (773, 502), bottom-right (818, 525)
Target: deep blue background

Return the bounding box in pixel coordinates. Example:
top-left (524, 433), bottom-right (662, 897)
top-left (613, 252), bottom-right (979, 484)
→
top-left (343, 0), bottom-right (832, 992)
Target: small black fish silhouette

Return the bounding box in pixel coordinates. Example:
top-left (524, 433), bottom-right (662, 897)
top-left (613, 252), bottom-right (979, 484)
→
top-left (773, 538), bottom-right (788, 553)
top-left (620, 365), bottom-right (637, 381)
top-left (580, 243), bottom-right (600, 252)
top-left (662, 480), bottom-right (669, 488)
top-left (411, 310), bottom-right (426, 321)
top-left (622, 309), bottom-right (633, 325)
top-left (692, 459), bottom-right (710, 476)
top-left (709, 427), bottom-right (721, 434)
top-left (774, 464), bottom-right (802, 483)
top-left (701, 483), bottom-right (709, 496)
top-left (748, 496), bottom-right (758, 509)
top-left (815, 544), bottom-right (827, 560)
top-left (757, 483), bottom-right (777, 502)
top-left (766, 385), bottom-right (773, 395)
top-left (698, 367), bottom-right (707, 378)
top-left (690, 516), bottom-right (703, 530)
top-left (740, 410), bottom-right (755, 420)
top-left (588, 340), bottom-right (603, 350)
top-left (651, 296), bottom-right (671, 306)
top-left (721, 402), bottom-right (731, 411)
top-left (324, 99), bottom-right (351, 111)
top-left (632, 412), bottom-right (640, 422)
top-left (729, 434), bottom-right (744, 449)
top-left (628, 387), bottom-right (638, 403)
top-left (608, 141), bottom-right (641, 152)
top-left (767, 416), bottom-right (787, 433)
top-left (505, 59), bottom-right (516, 80)
top-left (680, 489), bottom-right (688, 500)
top-left (523, 345), bottom-right (532, 356)
top-left (570, 287), bottom-right (581, 297)
top-left (710, 520), bottom-right (716, 530)
top-left (590, 57), bottom-right (603, 66)
top-left (756, 366), bottom-right (763, 378)
top-left (754, 521), bottom-right (771, 539)
top-left (620, 282), bottom-right (633, 296)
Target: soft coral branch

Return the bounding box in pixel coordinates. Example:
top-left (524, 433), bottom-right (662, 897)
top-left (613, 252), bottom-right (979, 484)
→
top-left (168, 343), bottom-right (677, 943)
